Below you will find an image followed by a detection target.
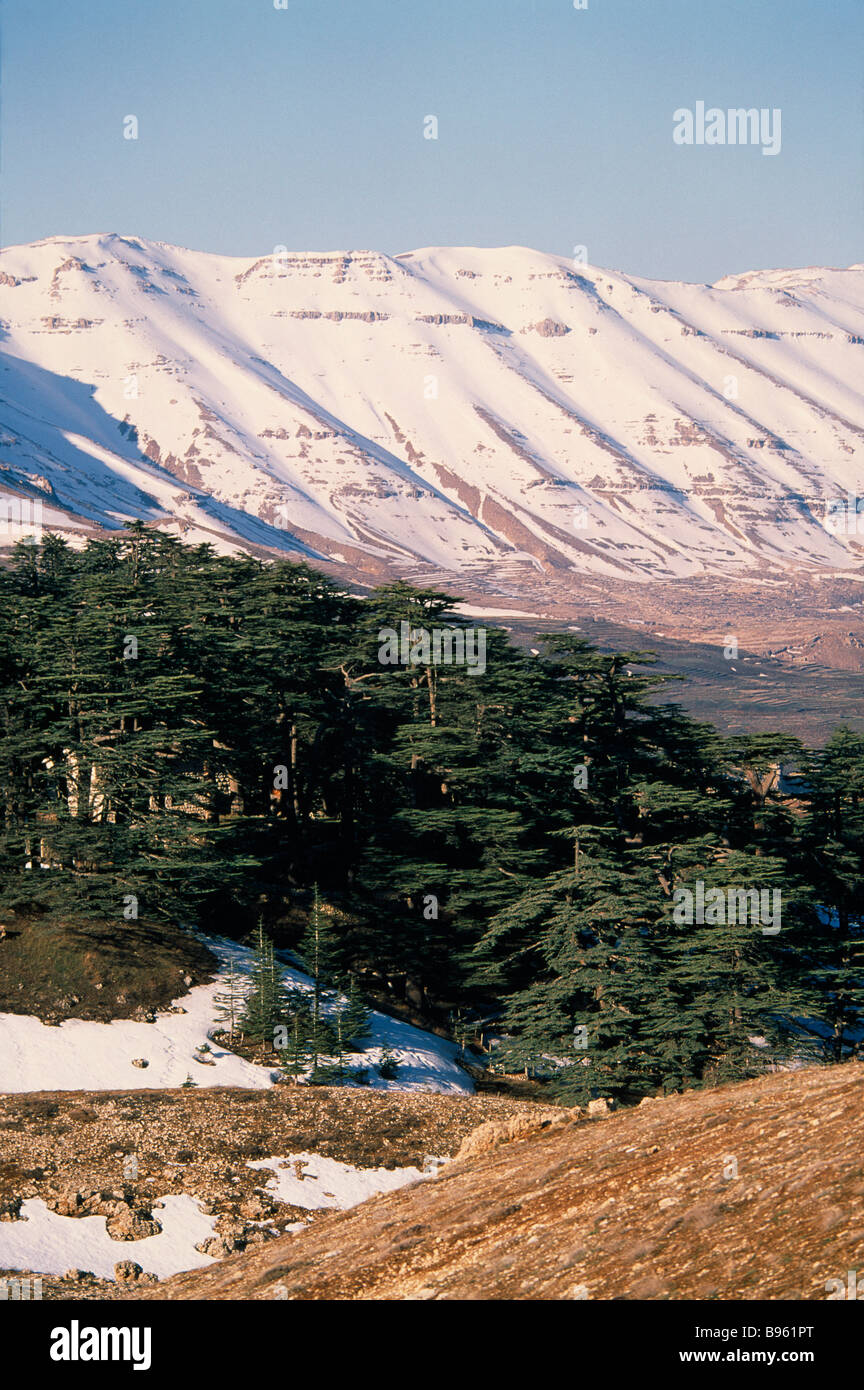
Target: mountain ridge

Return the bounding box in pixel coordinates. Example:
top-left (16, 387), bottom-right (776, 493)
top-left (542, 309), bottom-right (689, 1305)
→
top-left (1, 234), bottom-right (863, 588)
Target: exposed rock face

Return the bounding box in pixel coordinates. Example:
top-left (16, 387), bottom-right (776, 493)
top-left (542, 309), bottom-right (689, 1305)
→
top-left (455, 1107), bottom-right (571, 1159)
top-left (529, 318), bottom-right (570, 337)
top-left (104, 1202), bottom-right (161, 1242)
top-left (587, 1098), bottom-right (612, 1118)
top-left (0, 1196), bottom-right (22, 1222)
top-left (121, 1062), bottom-right (864, 1301)
top-left (1, 234), bottom-right (863, 587)
top-left (196, 1236), bottom-right (239, 1259)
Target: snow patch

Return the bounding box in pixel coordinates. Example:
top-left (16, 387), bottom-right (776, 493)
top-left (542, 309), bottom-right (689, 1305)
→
top-left (0, 937), bottom-right (473, 1096)
top-left (0, 1194), bottom-right (217, 1281)
top-left (248, 1153), bottom-right (434, 1212)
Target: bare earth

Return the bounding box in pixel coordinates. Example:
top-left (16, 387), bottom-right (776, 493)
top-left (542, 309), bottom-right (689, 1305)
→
top-left (120, 1062), bottom-right (864, 1301)
top-left (0, 1086), bottom-right (550, 1299)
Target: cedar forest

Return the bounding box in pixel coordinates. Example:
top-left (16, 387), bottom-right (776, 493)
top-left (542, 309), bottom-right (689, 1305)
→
top-left (1, 526), bottom-right (862, 1104)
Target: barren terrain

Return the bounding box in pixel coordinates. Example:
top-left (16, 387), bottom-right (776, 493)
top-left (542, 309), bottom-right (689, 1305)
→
top-left (119, 1063), bottom-right (864, 1301)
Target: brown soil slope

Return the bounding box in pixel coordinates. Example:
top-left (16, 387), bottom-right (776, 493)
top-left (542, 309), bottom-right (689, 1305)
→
top-left (123, 1062), bottom-right (864, 1302)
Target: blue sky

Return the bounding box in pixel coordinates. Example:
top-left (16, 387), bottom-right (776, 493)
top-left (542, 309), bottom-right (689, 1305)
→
top-left (2, 0), bottom-right (861, 281)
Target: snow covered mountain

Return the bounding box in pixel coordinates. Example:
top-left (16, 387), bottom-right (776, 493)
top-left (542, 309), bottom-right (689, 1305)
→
top-left (1, 232), bottom-right (863, 584)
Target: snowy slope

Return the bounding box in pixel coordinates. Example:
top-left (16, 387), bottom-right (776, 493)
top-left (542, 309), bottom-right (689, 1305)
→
top-left (0, 937), bottom-right (472, 1096)
top-left (0, 233), bottom-right (863, 580)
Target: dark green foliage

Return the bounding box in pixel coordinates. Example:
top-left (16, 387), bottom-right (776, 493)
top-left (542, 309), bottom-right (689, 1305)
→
top-left (0, 526), bottom-right (860, 1102)
top-left (338, 976), bottom-right (372, 1049)
top-left (240, 920), bottom-right (285, 1046)
top-left (377, 1046), bottom-right (400, 1080)
top-left (213, 958), bottom-right (248, 1042)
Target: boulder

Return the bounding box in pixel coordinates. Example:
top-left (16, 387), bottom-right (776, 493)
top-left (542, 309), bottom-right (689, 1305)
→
top-left (456, 1108), bottom-right (571, 1160)
top-left (587, 1098), bottom-right (611, 1119)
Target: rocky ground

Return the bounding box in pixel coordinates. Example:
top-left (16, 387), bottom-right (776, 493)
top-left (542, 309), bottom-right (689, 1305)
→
top-left (0, 1085), bottom-right (556, 1299)
top-left (117, 1061), bottom-right (864, 1301)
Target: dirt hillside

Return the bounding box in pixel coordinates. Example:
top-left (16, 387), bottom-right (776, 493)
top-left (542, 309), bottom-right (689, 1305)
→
top-left (121, 1062), bottom-right (864, 1301)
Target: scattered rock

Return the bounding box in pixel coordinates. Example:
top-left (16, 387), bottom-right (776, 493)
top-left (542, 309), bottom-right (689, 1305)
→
top-left (197, 1235), bottom-right (240, 1259)
top-left (238, 1196), bottom-right (271, 1221)
top-left (121, 1063), bottom-right (864, 1303)
top-left (52, 1190), bottom-right (85, 1217)
top-left (530, 317), bottom-right (570, 337)
top-left (105, 1202), bottom-right (161, 1242)
top-left (0, 1195), bottom-right (22, 1222)
top-left (244, 1229), bottom-right (273, 1248)
top-left (587, 1098), bottom-right (611, 1119)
